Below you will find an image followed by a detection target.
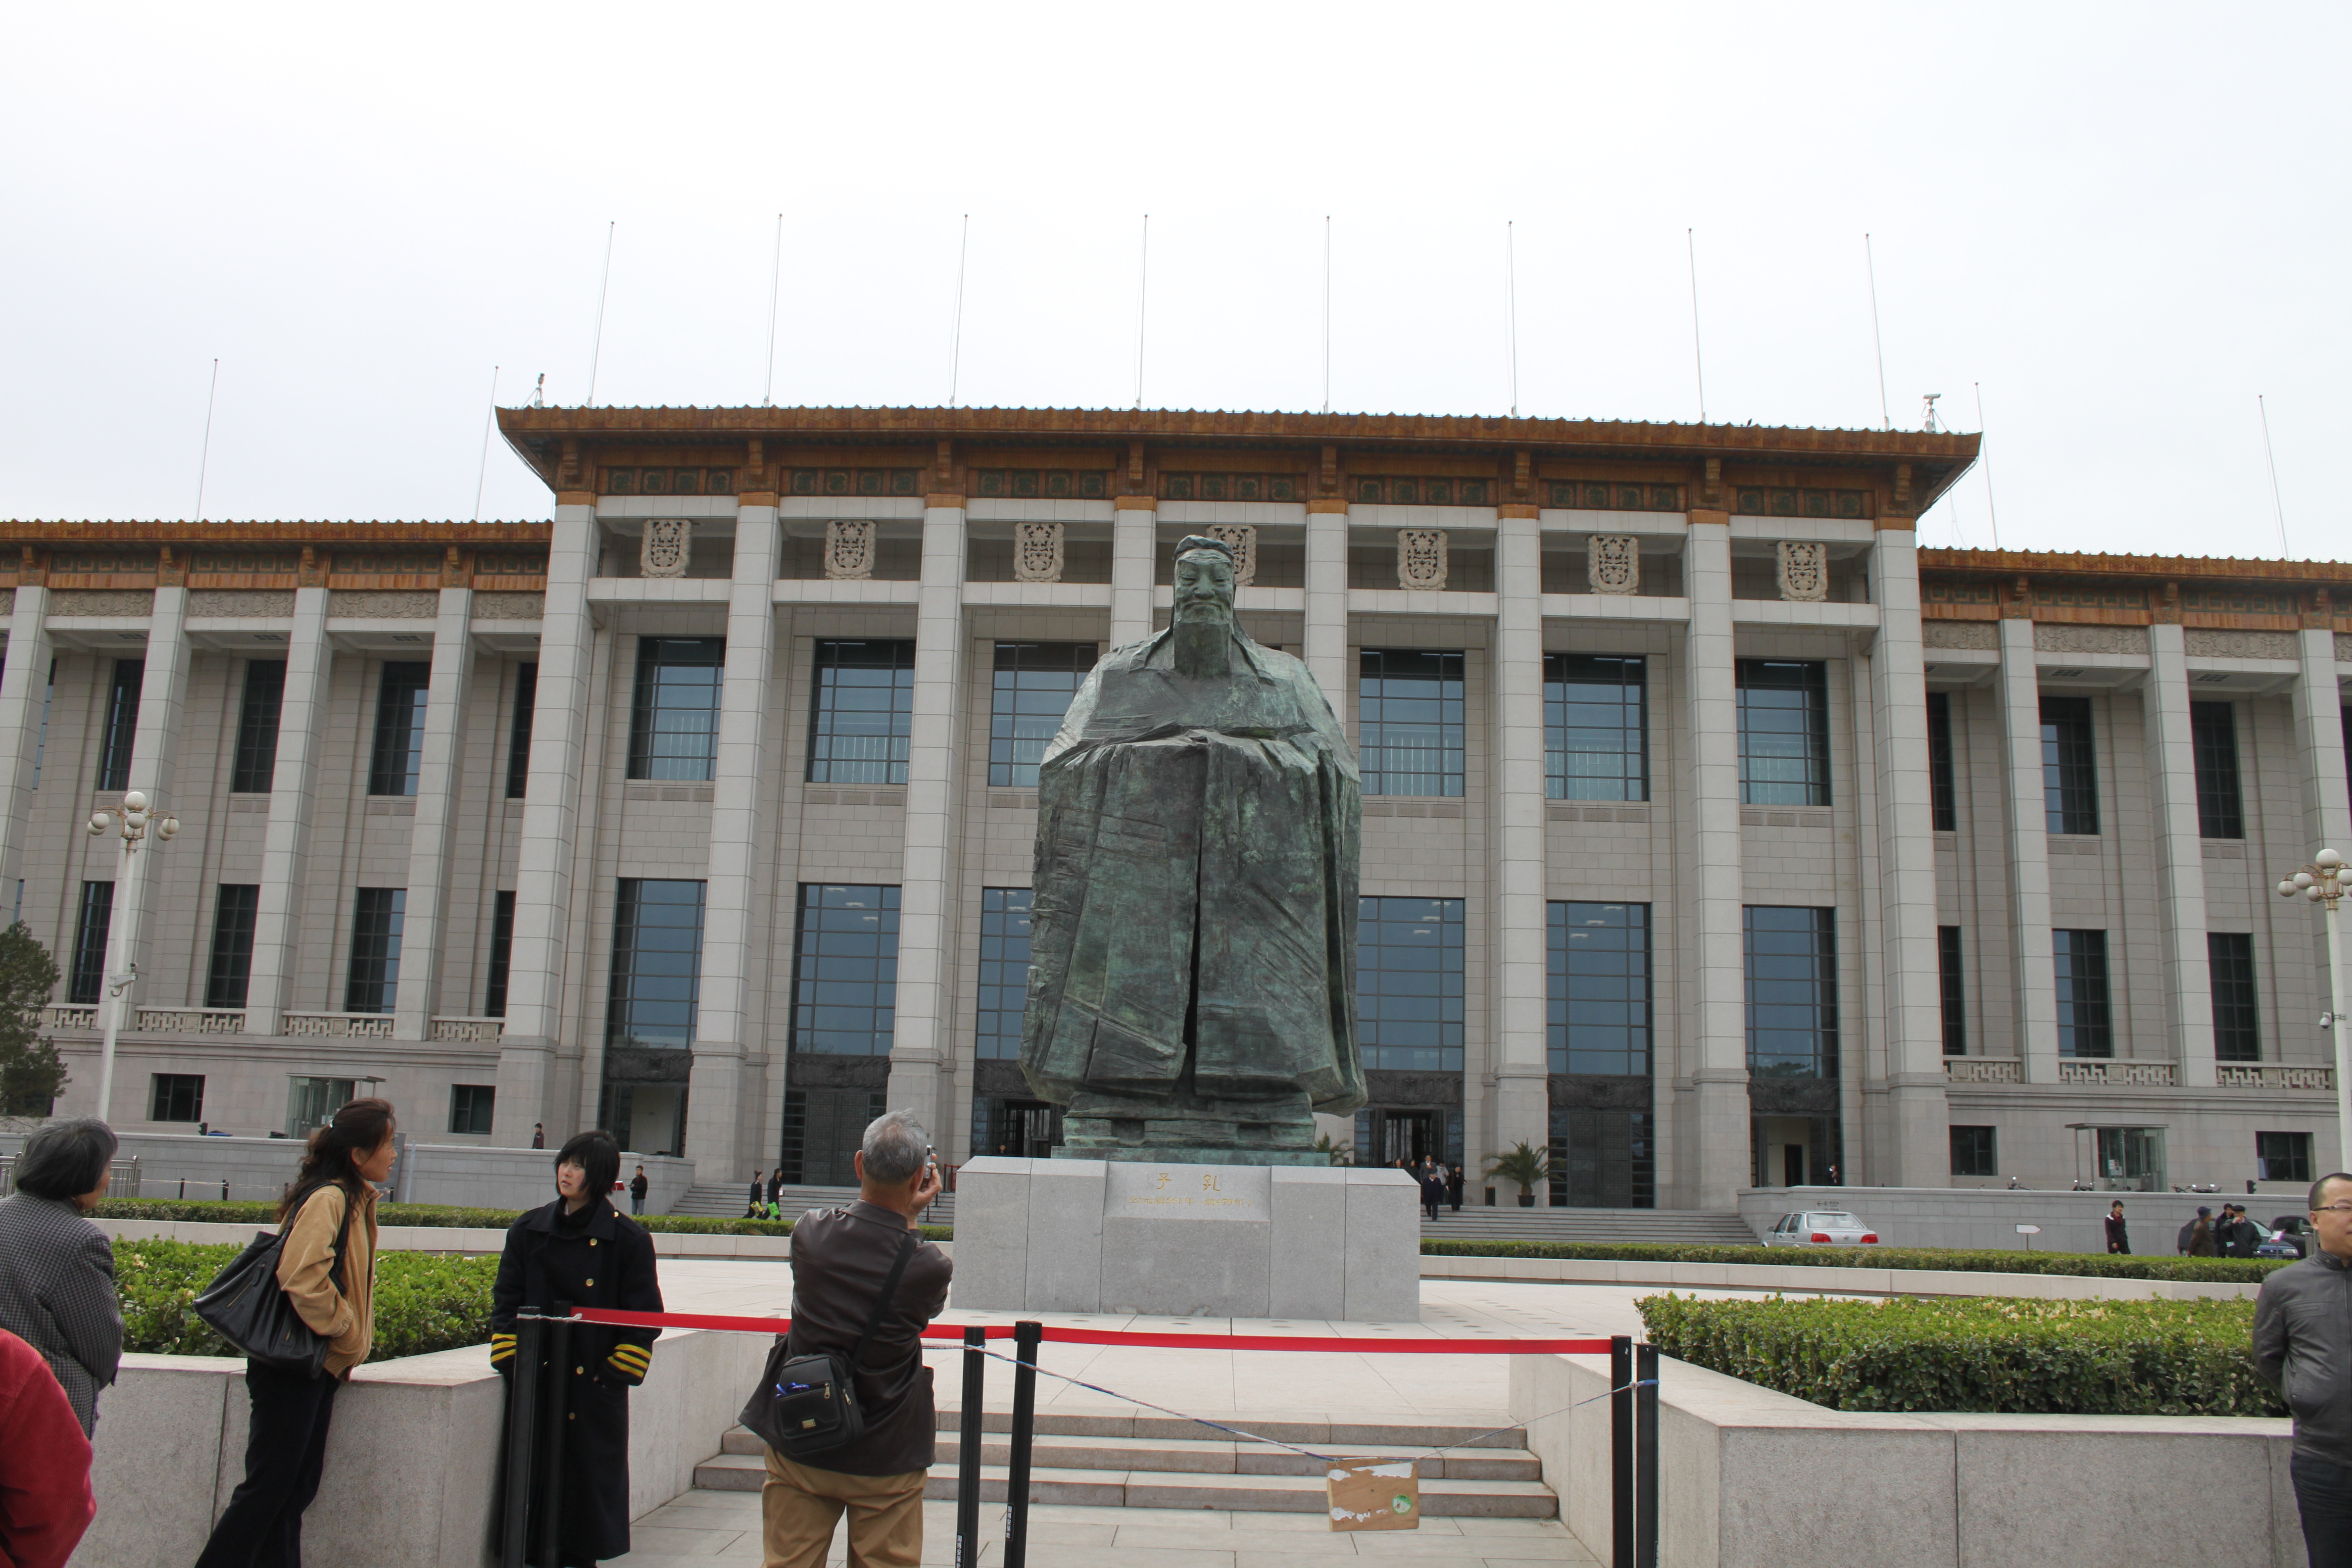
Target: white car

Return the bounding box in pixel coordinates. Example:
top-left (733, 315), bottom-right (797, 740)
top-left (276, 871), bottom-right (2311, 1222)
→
top-left (1762, 1210), bottom-right (1880, 1247)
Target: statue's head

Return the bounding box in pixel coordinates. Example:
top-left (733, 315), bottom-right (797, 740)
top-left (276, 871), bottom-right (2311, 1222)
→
top-left (1171, 535), bottom-right (1237, 628)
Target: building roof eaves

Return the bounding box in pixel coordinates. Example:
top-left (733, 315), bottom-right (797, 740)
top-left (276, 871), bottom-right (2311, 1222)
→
top-left (1921, 547), bottom-right (2352, 585)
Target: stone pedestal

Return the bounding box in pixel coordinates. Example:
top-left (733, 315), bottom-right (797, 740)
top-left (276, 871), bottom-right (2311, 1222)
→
top-left (949, 1157), bottom-right (1421, 1323)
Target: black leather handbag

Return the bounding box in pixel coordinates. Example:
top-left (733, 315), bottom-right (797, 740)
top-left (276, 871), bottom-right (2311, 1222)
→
top-left (192, 1189), bottom-right (355, 1378)
top-left (740, 1230), bottom-right (916, 1458)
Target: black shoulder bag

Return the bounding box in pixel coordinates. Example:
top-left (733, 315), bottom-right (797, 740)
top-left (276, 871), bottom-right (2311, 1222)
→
top-left (740, 1229), bottom-right (917, 1458)
top-left (192, 1187), bottom-right (355, 1378)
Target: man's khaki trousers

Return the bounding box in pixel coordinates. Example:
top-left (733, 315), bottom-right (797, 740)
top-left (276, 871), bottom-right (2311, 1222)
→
top-left (761, 1449), bottom-right (926, 1568)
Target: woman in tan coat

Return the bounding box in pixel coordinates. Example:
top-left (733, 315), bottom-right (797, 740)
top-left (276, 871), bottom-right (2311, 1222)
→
top-left (194, 1098), bottom-right (395, 1568)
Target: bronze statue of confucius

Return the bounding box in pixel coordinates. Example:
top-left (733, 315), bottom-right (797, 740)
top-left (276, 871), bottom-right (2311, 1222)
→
top-left (1019, 534), bottom-right (1366, 1163)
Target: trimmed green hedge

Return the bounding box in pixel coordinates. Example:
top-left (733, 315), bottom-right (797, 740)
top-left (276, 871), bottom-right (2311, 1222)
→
top-left (1419, 1238), bottom-right (2281, 1283)
top-left (94, 1198), bottom-right (950, 1242)
top-left (1637, 1293), bottom-right (2283, 1417)
top-left (116, 1239), bottom-right (496, 1363)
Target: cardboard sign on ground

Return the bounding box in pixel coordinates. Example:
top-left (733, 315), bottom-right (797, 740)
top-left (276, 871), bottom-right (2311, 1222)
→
top-left (1325, 1458), bottom-right (1421, 1531)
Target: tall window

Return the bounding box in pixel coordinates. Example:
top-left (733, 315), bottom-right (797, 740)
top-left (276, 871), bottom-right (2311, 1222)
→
top-left (989, 643), bottom-right (1094, 787)
top-left (1736, 660), bottom-right (1829, 806)
top-left (1544, 655), bottom-right (1647, 801)
top-left (367, 662), bottom-right (430, 796)
top-left (2191, 701), bottom-right (2244, 840)
top-left (1744, 906), bottom-right (1837, 1078)
top-left (230, 660), bottom-right (286, 794)
top-left (2259, 1131), bottom-right (2314, 1185)
top-left (607, 880), bottom-right (707, 1049)
top-left (150, 1073), bottom-right (205, 1124)
top-left (1938, 926), bottom-right (1966, 1056)
top-left (789, 884), bottom-right (900, 1055)
top-left (2053, 929), bottom-right (2112, 1057)
top-left (976, 887), bottom-right (1032, 1059)
top-left (1950, 1126), bottom-right (1997, 1177)
top-left (1926, 690), bottom-right (1957, 832)
top-left (31, 658), bottom-right (52, 788)
top-left (1358, 649), bottom-right (1465, 797)
top-left (1546, 902), bottom-right (1650, 1075)
top-left (68, 882), bottom-right (112, 1004)
top-left (344, 888), bottom-right (406, 1014)
top-left (807, 640), bottom-right (915, 784)
top-left (206, 885), bottom-right (259, 1009)
top-left (505, 663), bottom-right (537, 798)
top-left (1356, 896), bottom-right (1465, 1071)
top-left (483, 889), bottom-right (517, 1018)
top-left (2040, 695), bottom-right (2099, 834)
top-left (629, 638), bottom-right (725, 782)
top-left (448, 1084), bottom-right (496, 1136)
top-left (2208, 931), bottom-right (2259, 1063)
top-left (779, 1088), bottom-right (888, 1187)
top-left (98, 659), bottom-right (142, 791)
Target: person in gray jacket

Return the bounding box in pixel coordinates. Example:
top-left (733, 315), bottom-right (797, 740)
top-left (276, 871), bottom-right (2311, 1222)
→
top-left (2254, 1171), bottom-right (2352, 1568)
top-left (0, 1118), bottom-right (124, 1436)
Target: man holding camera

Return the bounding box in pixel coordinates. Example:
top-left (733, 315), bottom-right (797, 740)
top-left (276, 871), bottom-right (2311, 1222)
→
top-left (761, 1111), bottom-right (951, 1568)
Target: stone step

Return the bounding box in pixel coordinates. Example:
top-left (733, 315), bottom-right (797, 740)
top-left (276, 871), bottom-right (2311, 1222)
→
top-left (928, 1409), bottom-right (1527, 1448)
top-left (715, 1426), bottom-right (1537, 1480)
top-left (671, 1183), bottom-right (957, 1226)
top-left (689, 1453), bottom-right (1557, 1517)
top-left (1421, 1206), bottom-right (1757, 1245)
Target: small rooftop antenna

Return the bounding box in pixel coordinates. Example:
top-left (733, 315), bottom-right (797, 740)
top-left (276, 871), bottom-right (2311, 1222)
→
top-left (1973, 381), bottom-right (2001, 550)
top-left (531, 373), bottom-right (545, 408)
top-left (762, 212), bottom-right (783, 406)
top-left (192, 357), bottom-right (220, 521)
top-left (2258, 394), bottom-right (2291, 558)
top-left (1321, 215), bottom-right (1332, 415)
top-left (472, 365), bottom-right (500, 522)
top-left (1505, 220), bottom-right (1520, 419)
top-left (1132, 213), bottom-right (1150, 410)
top-left (1921, 392), bottom-right (1942, 433)
top-left (946, 214), bottom-right (969, 407)
top-left (585, 220), bottom-right (615, 405)
top-left (1685, 229), bottom-right (1709, 424)
top-left (1865, 234), bottom-right (1892, 430)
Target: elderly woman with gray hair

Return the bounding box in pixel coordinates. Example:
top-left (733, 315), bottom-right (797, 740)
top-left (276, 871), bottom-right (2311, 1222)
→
top-left (0, 1117), bottom-right (124, 1435)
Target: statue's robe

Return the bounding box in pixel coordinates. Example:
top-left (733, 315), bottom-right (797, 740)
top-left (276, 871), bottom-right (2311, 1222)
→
top-left (1020, 625), bottom-right (1366, 1125)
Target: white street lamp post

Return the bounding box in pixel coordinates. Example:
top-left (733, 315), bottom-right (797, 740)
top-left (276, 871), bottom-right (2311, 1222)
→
top-left (2277, 849), bottom-right (2352, 1173)
top-left (87, 789), bottom-right (179, 1122)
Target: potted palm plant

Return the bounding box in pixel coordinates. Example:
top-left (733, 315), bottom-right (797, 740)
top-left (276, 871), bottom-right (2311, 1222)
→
top-left (1483, 1141), bottom-right (1550, 1208)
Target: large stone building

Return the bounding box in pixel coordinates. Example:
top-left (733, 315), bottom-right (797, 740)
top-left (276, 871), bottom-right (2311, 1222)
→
top-left (7, 407), bottom-right (2346, 1208)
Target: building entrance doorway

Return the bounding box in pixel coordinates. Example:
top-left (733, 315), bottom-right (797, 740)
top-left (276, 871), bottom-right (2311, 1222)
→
top-left (1377, 1111), bottom-right (1437, 1168)
top-left (984, 1099), bottom-right (1062, 1160)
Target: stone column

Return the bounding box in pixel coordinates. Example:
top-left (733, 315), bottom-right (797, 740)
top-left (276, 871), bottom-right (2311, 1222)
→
top-left (884, 496), bottom-right (968, 1138)
top-left (1864, 529), bottom-right (1953, 1181)
top-left (1303, 499), bottom-right (1350, 711)
top-left (494, 503), bottom-right (598, 1145)
top-left (0, 585), bottom-right (52, 892)
top-left (392, 585), bottom-right (476, 1041)
top-left (246, 586), bottom-right (333, 1035)
top-left (109, 583), bottom-right (192, 1019)
top-left (1490, 507), bottom-right (1551, 1185)
top-left (1109, 495), bottom-right (1156, 648)
top-left (1995, 617), bottom-right (2060, 1081)
top-left (2145, 624), bottom-right (2216, 1088)
top-left (2292, 628), bottom-right (2352, 858)
top-left (1679, 512), bottom-right (1750, 1206)
top-left (688, 498), bottom-right (780, 1180)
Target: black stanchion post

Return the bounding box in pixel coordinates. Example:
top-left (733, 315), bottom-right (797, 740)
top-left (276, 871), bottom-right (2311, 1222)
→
top-left (1004, 1320), bottom-right (1041, 1568)
top-left (955, 1325), bottom-right (985, 1568)
top-left (1610, 1334), bottom-right (1633, 1568)
top-left (499, 1310), bottom-right (542, 1568)
top-left (536, 1309), bottom-right (572, 1568)
top-left (1635, 1343), bottom-right (1660, 1568)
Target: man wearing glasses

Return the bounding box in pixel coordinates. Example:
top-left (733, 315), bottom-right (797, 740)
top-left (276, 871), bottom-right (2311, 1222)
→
top-left (2255, 1173), bottom-right (2352, 1566)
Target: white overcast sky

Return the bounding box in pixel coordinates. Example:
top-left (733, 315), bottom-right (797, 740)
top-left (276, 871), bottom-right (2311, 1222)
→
top-left (0, 4), bottom-right (2343, 560)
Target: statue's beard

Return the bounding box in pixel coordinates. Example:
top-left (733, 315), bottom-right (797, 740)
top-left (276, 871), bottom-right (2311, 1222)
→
top-left (1171, 599), bottom-right (1235, 677)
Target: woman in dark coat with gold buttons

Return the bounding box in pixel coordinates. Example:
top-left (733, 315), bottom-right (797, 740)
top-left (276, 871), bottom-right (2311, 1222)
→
top-left (490, 1130), bottom-right (663, 1567)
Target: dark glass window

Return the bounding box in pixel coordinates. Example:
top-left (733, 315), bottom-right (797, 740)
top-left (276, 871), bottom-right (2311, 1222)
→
top-left (629, 638), bottom-right (725, 782)
top-left (68, 882), bottom-right (112, 1005)
top-left (484, 889), bottom-right (517, 1018)
top-left (789, 884), bottom-right (900, 1055)
top-left (1546, 902), bottom-right (1651, 1075)
top-left (1544, 655), bottom-right (1647, 801)
top-left (344, 888), bottom-right (406, 1014)
top-left (1356, 896), bottom-right (1465, 1071)
top-left (778, 1087), bottom-right (887, 1186)
top-left (230, 660), bottom-right (285, 794)
top-left (1744, 906), bottom-right (1837, 1078)
top-left (506, 663), bottom-right (537, 798)
top-left (2191, 701), bottom-right (2243, 840)
top-left (607, 880), bottom-right (707, 1049)
top-left (989, 643), bottom-right (1094, 788)
top-left (1950, 1125), bottom-right (1997, 1177)
top-left (2040, 695), bottom-right (2099, 835)
top-left (1736, 660), bottom-right (1829, 806)
top-left (205, 885), bottom-right (259, 1009)
top-left (1358, 649), bottom-right (1465, 797)
top-left (1926, 690), bottom-right (1957, 832)
top-left (1548, 1107), bottom-right (1654, 1209)
top-left (807, 640), bottom-right (915, 784)
top-left (2054, 929), bottom-right (2112, 1058)
top-left (2208, 931), bottom-right (2259, 1063)
top-left (2259, 1130), bottom-right (2314, 1185)
top-left (976, 887), bottom-right (1032, 1060)
top-left (31, 658), bottom-right (52, 788)
top-left (1938, 926), bottom-right (1966, 1056)
top-left (98, 660), bottom-right (142, 791)
top-left (149, 1073), bottom-right (205, 1123)
top-left (367, 662), bottom-right (431, 796)
top-left (448, 1084), bottom-right (496, 1136)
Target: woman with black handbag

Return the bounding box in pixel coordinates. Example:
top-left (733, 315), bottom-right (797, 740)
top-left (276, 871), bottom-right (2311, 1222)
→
top-left (194, 1097), bottom-right (394, 1568)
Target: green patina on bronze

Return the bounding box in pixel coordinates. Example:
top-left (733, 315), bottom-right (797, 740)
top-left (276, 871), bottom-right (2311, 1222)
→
top-left (1020, 536), bottom-right (1367, 1164)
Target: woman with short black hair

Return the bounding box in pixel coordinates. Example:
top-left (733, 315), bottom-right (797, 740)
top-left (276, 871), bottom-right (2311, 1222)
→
top-left (0, 1117), bottom-right (123, 1436)
top-left (490, 1129), bottom-right (663, 1567)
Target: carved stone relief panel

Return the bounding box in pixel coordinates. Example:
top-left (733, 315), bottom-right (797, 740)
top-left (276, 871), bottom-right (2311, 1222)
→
top-left (1397, 529), bottom-right (1449, 591)
top-left (2183, 628), bottom-right (2298, 660)
top-left (1922, 620), bottom-right (1999, 650)
top-left (824, 520), bottom-right (876, 581)
top-left (2338, 632), bottom-right (2352, 664)
top-left (1775, 541), bottom-right (1828, 602)
top-left (640, 519), bottom-right (691, 579)
top-left (1012, 521), bottom-right (1066, 584)
top-left (2033, 623), bottom-right (2147, 655)
top-left (1587, 534), bottom-right (1640, 595)
top-left (1204, 524), bottom-right (1258, 588)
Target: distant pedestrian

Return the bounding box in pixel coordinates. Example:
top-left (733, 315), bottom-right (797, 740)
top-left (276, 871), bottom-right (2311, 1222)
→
top-left (0, 1326), bottom-right (93, 1568)
top-left (1419, 1168), bottom-right (1444, 1224)
top-left (2180, 1206), bottom-right (2212, 1255)
top-left (2226, 1204), bottom-right (2262, 1259)
top-left (629, 1165), bottom-right (650, 1217)
top-left (531, 1123), bottom-right (545, 1150)
top-left (2105, 1201), bottom-right (2131, 1255)
top-left (0, 1117), bottom-right (123, 1436)
top-left (2188, 1210), bottom-right (2217, 1257)
top-left (1447, 1165), bottom-right (1465, 1212)
top-left (2255, 1172), bottom-right (2352, 1567)
top-left (748, 1169), bottom-right (767, 1219)
top-left (767, 1167), bottom-right (786, 1210)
